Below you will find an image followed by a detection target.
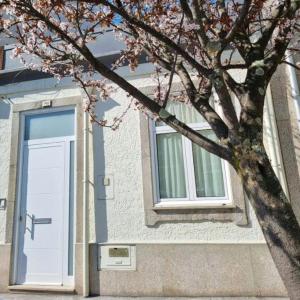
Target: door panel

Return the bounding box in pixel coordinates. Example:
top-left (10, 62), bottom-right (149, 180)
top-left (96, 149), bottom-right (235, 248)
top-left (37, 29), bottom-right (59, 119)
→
top-left (17, 142), bottom-right (66, 285)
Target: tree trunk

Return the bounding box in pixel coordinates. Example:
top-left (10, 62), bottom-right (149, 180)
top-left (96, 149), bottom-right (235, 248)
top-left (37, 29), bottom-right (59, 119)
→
top-left (237, 154), bottom-right (300, 300)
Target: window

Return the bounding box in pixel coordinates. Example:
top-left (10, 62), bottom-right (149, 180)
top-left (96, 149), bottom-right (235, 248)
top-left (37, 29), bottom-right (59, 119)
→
top-left (151, 102), bottom-right (231, 206)
top-left (24, 109), bottom-right (75, 140)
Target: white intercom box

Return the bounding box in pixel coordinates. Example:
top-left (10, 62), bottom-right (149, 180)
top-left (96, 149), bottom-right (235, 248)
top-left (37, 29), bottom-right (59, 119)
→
top-left (98, 245), bottom-right (136, 270)
top-left (97, 175), bottom-right (114, 200)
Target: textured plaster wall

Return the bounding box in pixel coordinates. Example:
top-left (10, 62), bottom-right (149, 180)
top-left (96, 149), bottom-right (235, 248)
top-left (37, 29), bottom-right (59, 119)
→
top-left (0, 101), bottom-right (12, 243)
top-left (90, 75), bottom-right (267, 243)
top-left (0, 72), bottom-right (283, 244)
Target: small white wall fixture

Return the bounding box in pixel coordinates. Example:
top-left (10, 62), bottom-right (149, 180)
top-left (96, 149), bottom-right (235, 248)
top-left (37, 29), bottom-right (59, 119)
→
top-left (0, 198), bottom-right (6, 210)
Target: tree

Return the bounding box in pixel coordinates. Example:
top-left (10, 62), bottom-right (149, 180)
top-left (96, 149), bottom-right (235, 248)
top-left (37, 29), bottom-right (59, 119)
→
top-left (1, 0), bottom-right (300, 298)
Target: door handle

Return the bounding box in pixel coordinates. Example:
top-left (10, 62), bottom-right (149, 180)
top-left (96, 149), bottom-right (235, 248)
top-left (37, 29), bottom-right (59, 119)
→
top-left (23, 214), bottom-right (52, 239)
top-left (32, 217), bottom-right (52, 225)
top-left (29, 215), bottom-right (52, 240)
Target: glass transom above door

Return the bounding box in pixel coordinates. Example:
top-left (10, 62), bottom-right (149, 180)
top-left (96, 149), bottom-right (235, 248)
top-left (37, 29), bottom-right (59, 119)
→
top-left (24, 110), bottom-right (75, 140)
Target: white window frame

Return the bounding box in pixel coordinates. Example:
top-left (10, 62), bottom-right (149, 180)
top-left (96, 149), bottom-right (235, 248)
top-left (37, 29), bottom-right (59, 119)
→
top-left (149, 99), bottom-right (233, 208)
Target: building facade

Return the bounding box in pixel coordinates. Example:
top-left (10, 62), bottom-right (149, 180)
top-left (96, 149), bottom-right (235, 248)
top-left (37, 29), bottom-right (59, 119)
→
top-left (0, 32), bottom-right (300, 297)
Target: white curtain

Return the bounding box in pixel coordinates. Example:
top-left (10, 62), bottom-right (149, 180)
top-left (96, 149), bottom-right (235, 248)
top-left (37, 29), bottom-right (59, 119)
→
top-left (192, 130), bottom-right (225, 197)
top-left (156, 103), bottom-right (225, 199)
top-left (156, 102), bottom-right (205, 126)
top-left (156, 133), bottom-right (186, 198)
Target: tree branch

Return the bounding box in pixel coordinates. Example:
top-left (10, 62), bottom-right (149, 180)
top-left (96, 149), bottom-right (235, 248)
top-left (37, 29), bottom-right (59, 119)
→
top-left (175, 62), bottom-right (229, 140)
top-left (213, 70), bottom-right (239, 131)
top-left (18, 2), bottom-right (231, 160)
top-left (97, 0), bottom-right (212, 77)
top-left (223, 0), bottom-right (252, 44)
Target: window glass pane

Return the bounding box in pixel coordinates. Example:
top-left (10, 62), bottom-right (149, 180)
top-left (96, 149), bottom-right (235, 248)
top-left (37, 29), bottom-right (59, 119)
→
top-left (25, 110), bottom-right (74, 140)
top-left (156, 133), bottom-right (187, 198)
top-left (192, 130), bottom-right (225, 197)
top-left (156, 102), bottom-right (205, 126)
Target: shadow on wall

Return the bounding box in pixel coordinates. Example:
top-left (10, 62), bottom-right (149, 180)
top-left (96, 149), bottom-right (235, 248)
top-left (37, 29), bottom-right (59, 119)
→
top-left (90, 98), bottom-right (119, 295)
top-left (0, 101), bottom-right (11, 119)
top-left (92, 98), bottom-right (119, 243)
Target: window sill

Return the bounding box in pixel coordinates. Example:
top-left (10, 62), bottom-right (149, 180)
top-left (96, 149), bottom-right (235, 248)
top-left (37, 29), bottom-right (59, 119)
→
top-left (153, 203), bottom-right (236, 210)
top-left (145, 203), bottom-right (246, 226)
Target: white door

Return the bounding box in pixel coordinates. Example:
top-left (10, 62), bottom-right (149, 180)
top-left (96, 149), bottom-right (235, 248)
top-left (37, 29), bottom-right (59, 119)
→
top-left (16, 109), bottom-right (75, 286)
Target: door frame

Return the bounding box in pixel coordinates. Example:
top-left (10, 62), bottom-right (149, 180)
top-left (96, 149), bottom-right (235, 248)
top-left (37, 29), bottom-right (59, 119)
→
top-left (11, 105), bottom-right (78, 286)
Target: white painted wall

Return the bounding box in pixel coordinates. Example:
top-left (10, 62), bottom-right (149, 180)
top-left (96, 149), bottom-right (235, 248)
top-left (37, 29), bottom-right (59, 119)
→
top-left (0, 69), bottom-right (285, 245)
top-left (89, 75), bottom-right (267, 244)
top-left (0, 101), bottom-right (12, 243)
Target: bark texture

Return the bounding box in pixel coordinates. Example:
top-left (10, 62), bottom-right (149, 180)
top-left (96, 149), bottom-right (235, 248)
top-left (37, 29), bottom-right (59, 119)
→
top-left (236, 153), bottom-right (300, 300)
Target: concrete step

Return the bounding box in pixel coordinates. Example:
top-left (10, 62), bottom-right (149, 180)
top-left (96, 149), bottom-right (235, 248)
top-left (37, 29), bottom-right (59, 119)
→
top-left (8, 285), bottom-right (75, 295)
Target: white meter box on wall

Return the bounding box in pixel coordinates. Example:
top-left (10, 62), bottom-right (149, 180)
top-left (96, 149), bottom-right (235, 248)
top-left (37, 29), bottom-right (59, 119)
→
top-left (97, 175), bottom-right (114, 200)
top-left (98, 245), bottom-right (136, 270)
